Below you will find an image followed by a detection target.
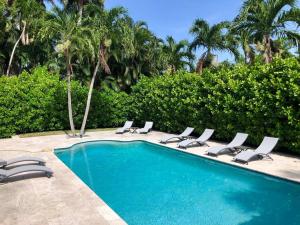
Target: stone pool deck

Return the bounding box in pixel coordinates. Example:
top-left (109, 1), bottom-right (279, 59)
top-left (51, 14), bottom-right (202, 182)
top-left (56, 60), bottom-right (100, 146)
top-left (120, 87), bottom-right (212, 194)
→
top-left (1, 130), bottom-right (300, 225)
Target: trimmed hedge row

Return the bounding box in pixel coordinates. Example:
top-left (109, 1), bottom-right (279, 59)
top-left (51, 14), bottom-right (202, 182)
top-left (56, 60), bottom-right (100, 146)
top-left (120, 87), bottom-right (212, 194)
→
top-left (0, 58), bottom-right (299, 153)
top-left (130, 58), bottom-right (300, 153)
top-left (0, 67), bottom-right (130, 137)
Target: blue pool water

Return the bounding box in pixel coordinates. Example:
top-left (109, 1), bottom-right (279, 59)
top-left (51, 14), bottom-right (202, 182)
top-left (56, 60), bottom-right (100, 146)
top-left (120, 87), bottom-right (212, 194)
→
top-left (55, 141), bottom-right (300, 225)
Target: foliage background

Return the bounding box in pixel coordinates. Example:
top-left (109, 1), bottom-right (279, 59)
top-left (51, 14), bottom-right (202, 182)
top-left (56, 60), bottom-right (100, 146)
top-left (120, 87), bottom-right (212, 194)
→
top-left (0, 67), bottom-right (131, 137)
top-left (0, 58), bottom-right (299, 153)
top-left (130, 58), bottom-right (300, 153)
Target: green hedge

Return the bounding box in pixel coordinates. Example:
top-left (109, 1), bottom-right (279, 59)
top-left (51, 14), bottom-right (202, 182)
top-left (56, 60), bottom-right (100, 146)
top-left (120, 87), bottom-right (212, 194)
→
top-left (130, 58), bottom-right (300, 153)
top-left (0, 67), bottom-right (130, 137)
top-left (1, 58), bottom-right (299, 154)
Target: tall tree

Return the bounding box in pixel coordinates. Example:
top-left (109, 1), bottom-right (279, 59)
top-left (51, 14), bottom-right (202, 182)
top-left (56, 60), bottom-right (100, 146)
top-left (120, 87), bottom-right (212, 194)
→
top-left (40, 8), bottom-right (90, 136)
top-left (79, 4), bottom-right (119, 137)
top-left (231, 8), bottom-right (256, 64)
top-left (234, 0), bottom-right (300, 63)
top-left (4, 0), bottom-right (46, 75)
top-left (6, 20), bottom-right (26, 76)
top-left (190, 19), bottom-right (239, 74)
top-left (106, 17), bottom-right (166, 90)
top-left (57, 0), bottom-right (104, 24)
top-left (163, 36), bottom-right (194, 74)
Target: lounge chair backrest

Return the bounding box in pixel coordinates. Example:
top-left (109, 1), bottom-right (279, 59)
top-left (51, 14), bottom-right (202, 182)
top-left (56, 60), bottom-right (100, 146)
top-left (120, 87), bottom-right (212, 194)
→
top-left (256, 137), bottom-right (279, 154)
top-left (144, 121), bottom-right (153, 130)
top-left (227, 133), bottom-right (249, 148)
top-left (197, 129), bottom-right (214, 142)
top-left (124, 121), bottom-right (133, 129)
top-left (180, 127), bottom-right (194, 137)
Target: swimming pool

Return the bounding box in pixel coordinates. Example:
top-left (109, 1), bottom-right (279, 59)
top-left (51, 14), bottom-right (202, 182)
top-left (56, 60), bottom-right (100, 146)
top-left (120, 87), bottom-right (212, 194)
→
top-left (55, 140), bottom-right (300, 225)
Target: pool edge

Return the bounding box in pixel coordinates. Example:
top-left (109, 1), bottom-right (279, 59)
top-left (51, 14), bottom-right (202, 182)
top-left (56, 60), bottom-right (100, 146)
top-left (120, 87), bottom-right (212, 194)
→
top-left (54, 139), bottom-right (300, 185)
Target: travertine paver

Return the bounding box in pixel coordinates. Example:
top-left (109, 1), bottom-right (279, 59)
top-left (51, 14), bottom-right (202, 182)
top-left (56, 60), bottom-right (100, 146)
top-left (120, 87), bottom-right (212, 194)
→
top-left (1, 130), bottom-right (300, 225)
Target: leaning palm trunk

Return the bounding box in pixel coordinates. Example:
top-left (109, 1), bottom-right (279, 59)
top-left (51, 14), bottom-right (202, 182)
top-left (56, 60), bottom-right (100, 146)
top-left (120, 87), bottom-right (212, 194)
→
top-left (80, 45), bottom-right (111, 137)
top-left (79, 59), bottom-right (101, 137)
top-left (66, 54), bottom-right (76, 136)
top-left (6, 21), bottom-right (26, 76)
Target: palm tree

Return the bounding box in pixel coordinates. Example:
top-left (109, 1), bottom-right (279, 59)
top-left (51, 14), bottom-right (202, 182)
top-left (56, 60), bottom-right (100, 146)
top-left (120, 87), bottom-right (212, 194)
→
top-left (163, 36), bottom-right (194, 74)
top-left (107, 18), bottom-right (164, 89)
top-left (79, 5), bottom-right (124, 137)
top-left (7, 0), bottom-right (51, 7)
top-left (120, 20), bottom-right (157, 85)
top-left (56, 0), bottom-right (104, 24)
top-left (6, 20), bottom-right (26, 76)
top-left (189, 19), bottom-right (239, 74)
top-left (231, 1), bottom-right (257, 64)
top-left (5, 0), bottom-right (46, 75)
top-left (234, 0), bottom-right (300, 63)
top-left (41, 8), bottom-right (90, 136)
top-left (240, 32), bottom-right (256, 64)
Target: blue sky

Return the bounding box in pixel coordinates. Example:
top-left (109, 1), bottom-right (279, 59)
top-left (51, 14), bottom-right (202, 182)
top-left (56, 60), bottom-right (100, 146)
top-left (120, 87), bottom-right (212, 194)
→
top-left (105, 0), bottom-right (244, 62)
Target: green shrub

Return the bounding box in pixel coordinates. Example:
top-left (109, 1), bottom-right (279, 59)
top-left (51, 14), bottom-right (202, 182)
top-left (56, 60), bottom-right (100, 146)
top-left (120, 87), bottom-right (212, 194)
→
top-left (1, 58), bottom-right (299, 154)
top-left (130, 58), bottom-right (300, 153)
top-left (0, 67), bottom-right (130, 137)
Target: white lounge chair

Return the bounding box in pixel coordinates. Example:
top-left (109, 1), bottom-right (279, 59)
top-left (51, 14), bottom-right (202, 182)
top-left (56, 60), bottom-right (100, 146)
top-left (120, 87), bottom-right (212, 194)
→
top-left (160, 127), bottom-right (194, 144)
top-left (178, 129), bottom-right (214, 148)
top-left (206, 133), bottom-right (248, 156)
top-left (116, 121), bottom-right (133, 134)
top-left (137, 121), bottom-right (153, 134)
top-left (233, 137), bottom-right (279, 164)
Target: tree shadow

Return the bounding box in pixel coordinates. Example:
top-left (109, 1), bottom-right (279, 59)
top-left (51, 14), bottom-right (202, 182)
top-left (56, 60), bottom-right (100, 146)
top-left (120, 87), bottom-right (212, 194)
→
top-left (222, 186), bottom-right (300, 225)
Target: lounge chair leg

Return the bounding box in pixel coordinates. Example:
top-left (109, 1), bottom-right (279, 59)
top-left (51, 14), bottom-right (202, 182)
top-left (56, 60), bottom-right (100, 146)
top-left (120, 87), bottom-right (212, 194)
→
top-left (46, 172), bottom-right (52, 178)
top-left (265, 154), bottom-right (273, 161)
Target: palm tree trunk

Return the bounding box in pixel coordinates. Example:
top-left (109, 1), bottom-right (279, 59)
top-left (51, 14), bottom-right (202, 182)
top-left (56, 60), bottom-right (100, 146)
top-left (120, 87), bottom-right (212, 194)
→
top-left (77, 0), bottom-right (84, 25)
top-left (6, 21), bottom-right (26, 76)
top-left (66, 53), bottom-right (76, 136)
top-left (79, 58), bottom-right (101, 137)
top-left (171, 65), bottom-right (176, 74)
top-left (263, 35), bottom-right (272, 63)
top-left (242, 44), bottom-right (249, 64)
top-left (196, 52), bottom-right (207, 74)
top-left (80, 44), bottom-right (111, 137)
top-left (196, 59), bottom-right (204, 74)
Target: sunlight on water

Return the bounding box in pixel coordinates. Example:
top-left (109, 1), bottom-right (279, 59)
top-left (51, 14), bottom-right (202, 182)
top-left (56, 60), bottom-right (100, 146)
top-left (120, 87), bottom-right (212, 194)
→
top-left (55, 141), bottom-right (300, 225)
